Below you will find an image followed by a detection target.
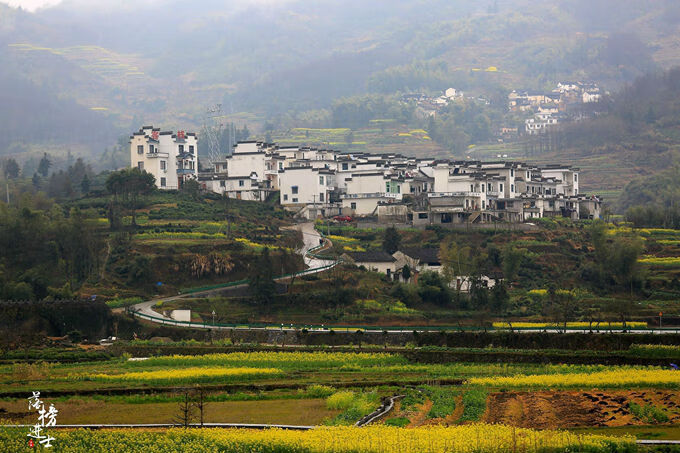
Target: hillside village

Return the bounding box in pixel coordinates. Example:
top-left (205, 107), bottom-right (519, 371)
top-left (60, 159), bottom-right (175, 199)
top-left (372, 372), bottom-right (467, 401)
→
top-left (131, 126), bottom-right (602, 226)
top-left (401, 81), bottom-right (603, 138)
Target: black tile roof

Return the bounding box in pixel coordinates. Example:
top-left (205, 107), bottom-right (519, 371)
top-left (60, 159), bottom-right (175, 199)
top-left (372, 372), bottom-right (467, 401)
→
top-left (400, 248), bottom-right (441, 265)
top-left (344, 251), bottom-right (396, 263)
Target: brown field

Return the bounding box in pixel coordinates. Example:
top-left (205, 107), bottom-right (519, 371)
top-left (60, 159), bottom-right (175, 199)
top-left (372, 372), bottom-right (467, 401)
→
top-left (0, 398), bottom-right (337, 426)
top-left (485, 390), bottom-right (680, 429)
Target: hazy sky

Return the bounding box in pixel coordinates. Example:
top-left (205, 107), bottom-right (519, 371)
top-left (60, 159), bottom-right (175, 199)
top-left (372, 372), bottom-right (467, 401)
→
top-left (3, 0), bottom-right (288, 11)
top-left (4, 0), bottom-right (61, 10)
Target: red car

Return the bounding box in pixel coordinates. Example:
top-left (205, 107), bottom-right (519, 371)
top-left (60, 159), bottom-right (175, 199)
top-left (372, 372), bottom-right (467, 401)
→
top-left (332, 215), bottom-right (354, 223)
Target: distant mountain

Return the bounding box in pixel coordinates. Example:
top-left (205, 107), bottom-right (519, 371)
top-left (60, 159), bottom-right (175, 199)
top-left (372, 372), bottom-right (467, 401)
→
top-left (0, 0), bottom-right (678, 156)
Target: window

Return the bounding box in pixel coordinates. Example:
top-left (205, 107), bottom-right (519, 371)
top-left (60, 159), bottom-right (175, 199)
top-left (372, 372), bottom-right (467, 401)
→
top-left (350, 202), bottom-right (356, 210)
top-left (149, 145), bottom-right (154, 153)
top-left (278, 162), bottom-right (283, 170)
top-left (510, 169), bottom-right (514, 177)
top-left (488, 183), bottom-right (492, 192)
top-left (137, 145), bottom-right (144, 154)
top-left (500, 183), bottom-right (504, 192)
top-left (292, 186), bottom-right (298, 194)
top-left (220, 180), bottom-right (226, 187)
top-left (481, 184), bottom-right (485, 192)
top-left (482, 200), bottom-right (486, 209)
top-left (189, 145), bottom-right (194, 153)
top-left (283, 194), bottom-right (288, 201)
top-left (160, 177), bottom-right (166, 187)
top-left (160, 160), bottom-right (166, 170)
top-left (574, 174), bottom-right (578, 182)
top-left (319, 176), bottom-right (324, 185)
top-left (292, 198), bottom-right (298, 203)
top-left (239, 180), bottom-right (244, 187)
top-left (511, 184), bottom-right (514, 192)
top-left (137, 162), bottom-right (144, 170)
top-left (179, 145), bottom-right (184, 153)
top-left (342, 163), bottom-right (348, 170)
top-left (470, 184), bottom-right (474, 192)
top-left (418, 213), bottom-right (428, 219)
top-left (319, 193), bottom-right (324, 202)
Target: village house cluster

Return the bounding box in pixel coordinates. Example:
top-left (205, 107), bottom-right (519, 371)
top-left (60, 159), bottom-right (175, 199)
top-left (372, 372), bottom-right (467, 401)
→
top-left (509, 81), bottom-right (603, 135)
top-left (401, 87), bottom-right (472, 119)
top-left (198, 141), bottom-right (601, 225)
top-left (130, 128), bottom-right (601, 226)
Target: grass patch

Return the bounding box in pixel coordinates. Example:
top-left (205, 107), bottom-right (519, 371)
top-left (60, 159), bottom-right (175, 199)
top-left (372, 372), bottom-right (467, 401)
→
top-left (629, 402), bottom-right (669, 424)
top-left (325, 390), bottom-right (380, 425)
top-left (384, 416), bottom-right (410, 427)
top-left (425, 386), bottom-right (458, 419)
top-left (459, 389), bottom-right (487, 422)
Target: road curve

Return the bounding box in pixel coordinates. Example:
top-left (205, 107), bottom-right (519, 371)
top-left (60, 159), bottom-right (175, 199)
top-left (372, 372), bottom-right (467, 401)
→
top-left (130, 222), bottom-right (337, 324)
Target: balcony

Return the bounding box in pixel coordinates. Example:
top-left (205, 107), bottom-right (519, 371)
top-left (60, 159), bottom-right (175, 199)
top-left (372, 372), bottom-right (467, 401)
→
top-left (428, 192), bottom-right (482, 198)
top-left (146, 152), bottom-right (169, 158)
top-left (342, 192), bottom-right (403, 200)
top-left (176, 168), bottom-right (195, 175)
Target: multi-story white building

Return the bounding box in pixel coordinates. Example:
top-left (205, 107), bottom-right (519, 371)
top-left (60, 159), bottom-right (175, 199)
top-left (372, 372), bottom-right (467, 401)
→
top-left (194, 138), bottom-right (599, 224)
top-left (129, 126), bottom-right (198, 190)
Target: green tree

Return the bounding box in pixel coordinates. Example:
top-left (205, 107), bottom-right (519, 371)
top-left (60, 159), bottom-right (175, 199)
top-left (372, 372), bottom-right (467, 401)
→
top-left (401, 264), bottom-right (412, 282)
top-left (382, 226), bottom-right (401, 254)
top-left (249, 247), bottom-right (276, 306)
top-left (106, 168), bottom-right (156, 227)
top-left (37, 153), bottom-right (51, 178)
top-left (80, 175), bottom-right (91, 194)
top-left (181, 179), bottom-right (200, 200)
top-left (501, 245), bottom-right (524, 283)
top-left (3, 158), bottom-right (19, 179)
top-left (490, 281), bottom-right (509, 313)
top-left (440, 239), bottom-right (472, 289)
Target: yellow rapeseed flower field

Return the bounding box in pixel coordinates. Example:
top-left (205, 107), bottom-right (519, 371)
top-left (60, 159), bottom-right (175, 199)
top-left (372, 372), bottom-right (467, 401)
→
top-left (89, 366), bottom-right (280, 383)
top-left (0, 424), bottom-right (635, 453)
top-left (469, 368), bottom-right (680, 389)
top-left (493, 321), bottom-right (647, 329)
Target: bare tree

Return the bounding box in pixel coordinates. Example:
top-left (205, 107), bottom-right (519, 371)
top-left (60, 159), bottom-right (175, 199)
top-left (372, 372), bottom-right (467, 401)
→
top-left (194, 387), bottom-right (207, 426)
top-left (174, 391), bottom-right (196, 427)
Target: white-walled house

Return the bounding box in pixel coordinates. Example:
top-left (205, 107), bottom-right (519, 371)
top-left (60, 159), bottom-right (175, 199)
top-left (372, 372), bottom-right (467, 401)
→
top-left (451, 275), bottom-right (497, 293)
top-left (278, 167), bottom-right (335, 206)
top-left (225, 142), bottom-right (268, 181)
top-left (392, 248), bottom-right (442, 282)
top-left (340, 251), bottom-right (399, 279)
top-left (199, 174), bottom-right (267, 201)
top-left (187, 137), bottom-right (599, 224)
top-left (130, 126), bottom-right (197, 190)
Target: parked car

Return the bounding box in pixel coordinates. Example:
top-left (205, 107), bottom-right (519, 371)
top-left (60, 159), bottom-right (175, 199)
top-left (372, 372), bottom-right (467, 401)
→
top-left (332, 215), bottom-right (354, 223)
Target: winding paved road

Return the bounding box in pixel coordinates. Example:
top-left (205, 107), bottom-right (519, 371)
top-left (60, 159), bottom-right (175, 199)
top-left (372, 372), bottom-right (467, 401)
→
top-left (131, 222), bottom-right (336, 326)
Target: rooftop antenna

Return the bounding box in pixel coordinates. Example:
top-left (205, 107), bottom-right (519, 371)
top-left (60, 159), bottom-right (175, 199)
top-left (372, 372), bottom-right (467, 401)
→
top-left (202, 103), bottom-right (224, 170)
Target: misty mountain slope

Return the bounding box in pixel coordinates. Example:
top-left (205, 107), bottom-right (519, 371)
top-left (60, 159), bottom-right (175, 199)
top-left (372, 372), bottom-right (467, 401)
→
top-left (0, 0), bottom-right (679, 154)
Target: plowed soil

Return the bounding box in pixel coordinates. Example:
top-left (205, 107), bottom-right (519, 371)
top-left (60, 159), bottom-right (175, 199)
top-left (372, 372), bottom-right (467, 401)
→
top-left (485, 390), bottom-right (680, 429)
